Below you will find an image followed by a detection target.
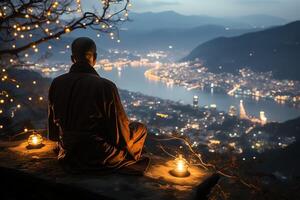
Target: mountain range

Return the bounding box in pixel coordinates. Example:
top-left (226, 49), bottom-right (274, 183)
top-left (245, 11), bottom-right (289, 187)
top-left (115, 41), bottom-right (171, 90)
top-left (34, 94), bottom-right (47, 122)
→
top-left (182, 21), bottom-right (300, 80)
top-left (124, 11), bottom-right (288, 30)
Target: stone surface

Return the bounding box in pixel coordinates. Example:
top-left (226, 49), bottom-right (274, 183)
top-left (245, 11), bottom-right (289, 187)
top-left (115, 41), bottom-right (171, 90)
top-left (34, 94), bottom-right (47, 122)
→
top-left (0, 139), bottom-right (214, 200)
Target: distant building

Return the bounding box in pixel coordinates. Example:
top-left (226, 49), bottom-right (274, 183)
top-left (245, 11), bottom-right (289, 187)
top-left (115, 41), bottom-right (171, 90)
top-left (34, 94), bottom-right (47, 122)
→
top-left (228, 105), bottom-right (237, 116)
top-left (260, 111), bottom-right (267, 125)
top-left (210, 104), bottom-right (217, 109)
top-left (239, 100), bottom-right (248, 119)
top-left (193, 95), bottom-right (199, 108)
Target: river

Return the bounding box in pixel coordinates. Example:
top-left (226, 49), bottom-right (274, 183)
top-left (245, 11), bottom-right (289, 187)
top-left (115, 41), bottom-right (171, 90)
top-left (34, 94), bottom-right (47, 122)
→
top-left (97, 66), bottom-right (300, 122)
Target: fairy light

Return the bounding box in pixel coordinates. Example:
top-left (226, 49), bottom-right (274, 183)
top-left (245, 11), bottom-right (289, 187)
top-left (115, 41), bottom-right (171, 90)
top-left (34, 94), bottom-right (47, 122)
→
top-left (0, 0), bottom-right (132, 131)
top-left (65, 27), bottom-right (71, 33)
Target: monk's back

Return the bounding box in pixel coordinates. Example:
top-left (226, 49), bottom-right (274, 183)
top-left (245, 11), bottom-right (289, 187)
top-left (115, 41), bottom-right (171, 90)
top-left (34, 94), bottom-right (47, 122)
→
top-left (49, 65), bottom-right (115, 135)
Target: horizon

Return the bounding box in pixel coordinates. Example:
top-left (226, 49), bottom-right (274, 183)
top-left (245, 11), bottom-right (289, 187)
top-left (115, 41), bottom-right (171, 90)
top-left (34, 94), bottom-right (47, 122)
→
top-left (130, 0), bottom-right (300, 21)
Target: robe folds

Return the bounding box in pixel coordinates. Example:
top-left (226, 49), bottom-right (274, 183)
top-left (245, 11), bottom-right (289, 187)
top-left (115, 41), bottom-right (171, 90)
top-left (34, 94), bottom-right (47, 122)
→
top-left (48, 62), bottom-right (147, 169)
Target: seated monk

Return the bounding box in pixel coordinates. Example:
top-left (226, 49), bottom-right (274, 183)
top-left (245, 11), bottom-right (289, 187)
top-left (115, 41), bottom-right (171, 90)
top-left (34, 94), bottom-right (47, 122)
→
top-left (48, 37), bottom-right (147, 170)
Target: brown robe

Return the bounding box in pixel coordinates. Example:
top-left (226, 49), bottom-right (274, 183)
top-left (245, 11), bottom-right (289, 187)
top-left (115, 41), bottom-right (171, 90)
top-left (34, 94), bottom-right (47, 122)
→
top-left (48, 62), bottom-right (147, 169)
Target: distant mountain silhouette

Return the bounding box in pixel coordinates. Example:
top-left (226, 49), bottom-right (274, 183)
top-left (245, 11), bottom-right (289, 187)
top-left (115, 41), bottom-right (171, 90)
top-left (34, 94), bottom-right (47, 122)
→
top-left (125, 11), bottom-right (287, 30)
top-left (95, 25), bottom-right (256, 51)
top-left (182, 21), bottom-right (300, 80)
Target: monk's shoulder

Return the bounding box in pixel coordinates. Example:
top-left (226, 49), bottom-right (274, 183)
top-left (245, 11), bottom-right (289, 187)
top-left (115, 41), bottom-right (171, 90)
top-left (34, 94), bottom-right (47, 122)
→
top-left (50, 73), bottom-right (69, 89)
top-left (96, 77), bottom-right (117, 90)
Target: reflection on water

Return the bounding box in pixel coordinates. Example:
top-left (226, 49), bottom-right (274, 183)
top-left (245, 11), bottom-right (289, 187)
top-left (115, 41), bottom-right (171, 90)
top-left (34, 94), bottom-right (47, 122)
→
top-left (98, 66), bottom-right (300, 122)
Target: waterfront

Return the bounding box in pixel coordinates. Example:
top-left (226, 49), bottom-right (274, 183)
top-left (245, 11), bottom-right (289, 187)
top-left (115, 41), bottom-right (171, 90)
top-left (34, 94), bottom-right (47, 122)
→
top-left (98, 66), bottom-right (300, 122)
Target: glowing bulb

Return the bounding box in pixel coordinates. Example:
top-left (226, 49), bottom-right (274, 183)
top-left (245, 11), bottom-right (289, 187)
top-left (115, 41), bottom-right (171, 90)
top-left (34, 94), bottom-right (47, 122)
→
top-left (65, 28), bottom-right (71, 33)
top-left (39, 97), bottom-right (43, 101)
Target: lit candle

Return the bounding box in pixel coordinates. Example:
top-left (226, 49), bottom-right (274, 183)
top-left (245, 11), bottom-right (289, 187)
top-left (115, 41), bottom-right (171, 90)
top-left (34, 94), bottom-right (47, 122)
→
top-left (27, 132), bottom-right (43, 149)
top-left (170, 154), bottom-right (190, 177)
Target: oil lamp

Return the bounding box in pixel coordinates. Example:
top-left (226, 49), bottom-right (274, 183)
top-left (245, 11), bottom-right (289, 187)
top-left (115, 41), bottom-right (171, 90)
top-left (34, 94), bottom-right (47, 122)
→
top-left (169, 154), bottom-right (190, 177)
top-left (27, 132), bottom-right (44, 149)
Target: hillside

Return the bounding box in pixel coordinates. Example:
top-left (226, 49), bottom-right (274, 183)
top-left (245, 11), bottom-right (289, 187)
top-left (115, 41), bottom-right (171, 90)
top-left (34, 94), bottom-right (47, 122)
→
top-left (182, 21), bottom-right (300, 80)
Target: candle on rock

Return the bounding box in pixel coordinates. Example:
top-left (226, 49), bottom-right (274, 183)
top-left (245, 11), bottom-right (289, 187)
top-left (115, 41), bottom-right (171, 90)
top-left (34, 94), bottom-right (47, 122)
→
top-left (169, 154), bottom-right (190, 177)
top-left (27, 132), bottom-right (43, 149)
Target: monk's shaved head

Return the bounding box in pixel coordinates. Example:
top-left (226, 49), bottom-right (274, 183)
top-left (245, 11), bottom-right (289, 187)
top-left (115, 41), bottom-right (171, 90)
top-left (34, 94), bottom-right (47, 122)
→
top-left (71, 37), bottom-right (97, 66)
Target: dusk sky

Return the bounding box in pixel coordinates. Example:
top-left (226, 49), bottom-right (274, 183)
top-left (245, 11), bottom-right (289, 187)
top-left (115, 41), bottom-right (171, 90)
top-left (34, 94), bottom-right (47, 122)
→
top-left (131, 0), bottom-right (300, 20)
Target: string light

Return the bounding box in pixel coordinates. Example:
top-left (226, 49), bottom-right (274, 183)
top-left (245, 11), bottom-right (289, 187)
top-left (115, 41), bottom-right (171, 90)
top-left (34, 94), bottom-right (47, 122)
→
top-left (0, 0), bottom-right (132, 136)
top-left (65, 27), bottom-right (71, 33)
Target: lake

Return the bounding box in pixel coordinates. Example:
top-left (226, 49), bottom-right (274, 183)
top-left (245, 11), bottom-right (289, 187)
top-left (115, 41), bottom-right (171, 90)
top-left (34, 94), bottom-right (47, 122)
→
top-left (98, 66), bottom-right (300, 122)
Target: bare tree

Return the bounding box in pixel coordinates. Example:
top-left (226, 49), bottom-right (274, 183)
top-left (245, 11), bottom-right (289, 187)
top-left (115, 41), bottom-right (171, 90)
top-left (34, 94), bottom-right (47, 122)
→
top-left (0, 0), bottom-right (130, 57)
